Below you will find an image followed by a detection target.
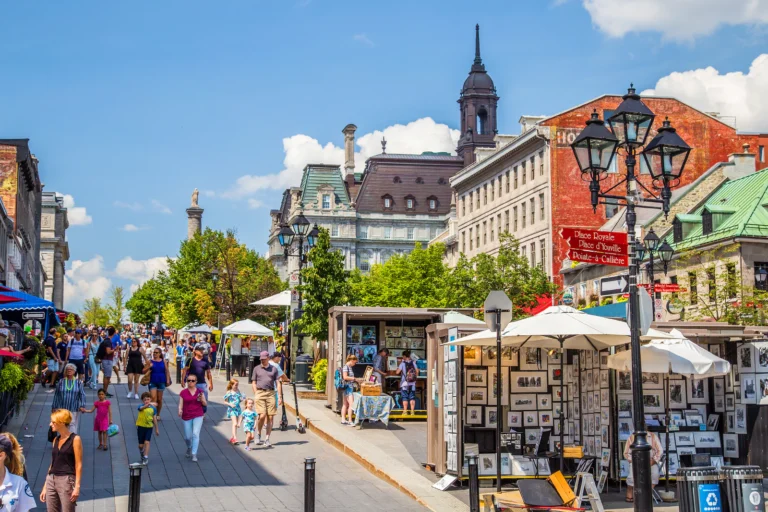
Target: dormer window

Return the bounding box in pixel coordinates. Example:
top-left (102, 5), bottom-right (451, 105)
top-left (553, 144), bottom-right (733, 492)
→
top-left (427, 195), bottom-right (438, 212)
top-left (322, 194), bottom-right (331, 209)
top-left (415, 177), bottom-right (424, 184)
top-left (438, 177), bottom-right (447, 185)
top-left (393, 176), bottom-right (401, 184)
top-left (702, 210), bottom-right (713, 235)
top-left (673, 219), bottom-right (683, 243)
top-left (673, 214), bottom-right (701, 243)
top-left (405, 195), bottom-right (415, 210)
top-left (382, 194), bottom-right (393, 210)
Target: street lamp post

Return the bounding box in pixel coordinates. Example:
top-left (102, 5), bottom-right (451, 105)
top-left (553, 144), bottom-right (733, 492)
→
top-left (277, 213), bottom-right (319, 377)
top-left (572, 86), bottom-right (691, 512)
top-left (210, 268), bottom-right (231, 380)
top-left (634, 230), bottom-right (675, 318)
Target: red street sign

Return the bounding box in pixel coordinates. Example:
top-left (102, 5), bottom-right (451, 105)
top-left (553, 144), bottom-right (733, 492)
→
top-left (567, 249), bottom-right (629, 267)
top-left (638, 283), bottom-right (685, 293)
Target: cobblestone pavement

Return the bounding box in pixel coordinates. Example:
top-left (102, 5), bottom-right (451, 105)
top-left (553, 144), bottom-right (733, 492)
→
top-left (19, 380), bottom-right (428, 511)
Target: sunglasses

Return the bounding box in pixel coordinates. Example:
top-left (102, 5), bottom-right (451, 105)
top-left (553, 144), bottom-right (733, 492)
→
top-left (187, 379), bottom-right (197, 383)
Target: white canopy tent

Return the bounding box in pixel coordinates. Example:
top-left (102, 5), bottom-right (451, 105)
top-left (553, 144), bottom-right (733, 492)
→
top-left (222, 319), bottom-right (274, 337)
top-left (251, 290), bottom-right (291, 307)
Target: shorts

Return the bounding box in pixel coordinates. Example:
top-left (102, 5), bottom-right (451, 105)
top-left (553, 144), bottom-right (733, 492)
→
top-left (47, 359), bottom-right (59, 372)
top-left (254, 389), bottom-right (277, 417)
top-left (626, 462), bottom-right (659, 486)
top-left (148, 382), bottom-right (166, 391)
top-left (101, 359), bottom-right (115, 378)
top-left (401, 388), bottom-right (416, 401)
top-left (70, 359), bottom-right (86, 375)
top-left (137, 426), bottom-right (153, 444)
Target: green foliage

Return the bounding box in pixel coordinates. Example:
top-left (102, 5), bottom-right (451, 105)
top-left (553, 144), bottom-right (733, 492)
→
top-left (126, 277), bottom-right (167, 325)
top-left (616, 295), bottom-right (628, 303)
top-left (600, 297), bottom-right (614, 306)
top-left (310, 358), bottom-right (328, 393)
top-left (294, 229), bottom-right (350, 342)
top-left (107, 286), bottom-right (126, 326)
top-left (0, 363), bottom-right (24, 393)
top-left (81, 298), bottom-right (110, 326)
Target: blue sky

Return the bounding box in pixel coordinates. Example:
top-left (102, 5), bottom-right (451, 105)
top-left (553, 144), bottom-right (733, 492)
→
top-left (1, 0), bottom-right (766, 313)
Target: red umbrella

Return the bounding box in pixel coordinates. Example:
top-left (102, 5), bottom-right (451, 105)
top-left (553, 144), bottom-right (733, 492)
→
top-left (0, 349), bottom-right (22, 359)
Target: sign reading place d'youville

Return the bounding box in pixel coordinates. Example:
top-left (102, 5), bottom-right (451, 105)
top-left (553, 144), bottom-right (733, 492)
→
top-left (561, 228), bottom-right (629, 267)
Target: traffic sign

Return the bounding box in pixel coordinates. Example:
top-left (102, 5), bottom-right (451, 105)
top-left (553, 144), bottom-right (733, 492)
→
top-left (484, 291), bottom-right (512, 332)
top-left (600, 275), bottom-right (629, 295)
top-left (561, 228), bottom-right (629, 267)
top-left (22, 311), bottom-right (45, 320)
top-left (638, 283), bottom-right (685, 293)
top-left (567, 249), bottom-right (629, 267)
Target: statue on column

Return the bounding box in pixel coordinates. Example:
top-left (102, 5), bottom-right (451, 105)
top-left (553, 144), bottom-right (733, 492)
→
top-left (191, 188), bottom-right (199, 208)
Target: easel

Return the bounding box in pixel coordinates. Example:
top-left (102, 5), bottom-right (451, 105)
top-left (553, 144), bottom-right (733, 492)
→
top-left (573, 472), bottom-right (605, 512)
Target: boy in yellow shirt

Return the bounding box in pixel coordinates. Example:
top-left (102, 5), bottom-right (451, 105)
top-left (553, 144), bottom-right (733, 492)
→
top-left (136, 391), bottom-right (160, 465)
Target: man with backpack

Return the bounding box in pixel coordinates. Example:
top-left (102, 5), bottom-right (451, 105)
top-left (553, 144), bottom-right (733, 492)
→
top-left (65, 329), bottom-right (88, 382)
top-left (97, 327), bottom-right (117, 397)
top-left (395, 350), bottom-right (420, 415)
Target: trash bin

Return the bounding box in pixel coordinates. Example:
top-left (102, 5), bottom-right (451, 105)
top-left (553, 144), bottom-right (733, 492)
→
top-left (720, 466), bottom-right (764, 512)
top-left (678, 466), bottom-right (721, 512)
top-left (294, 354), bottom-right (313, 384)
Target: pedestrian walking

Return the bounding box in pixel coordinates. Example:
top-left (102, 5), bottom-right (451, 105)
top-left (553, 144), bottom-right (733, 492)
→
top-left (124, 339), bottom-right (146, 399)
top-left (174, 339), bottom-right (187, 384)
top-left (64, 330), bottom-right (88, 382)
top-left (51, 364), bottom-right (86, 433)
top-left (241, 399), bottom-right (257, 451)
top-left (0, 432), bottom-right (27, 480)
top-left (209, 338), bottom-right (218, 368)
top-left (372, 347), bottom-right (388, 384)
top-left (145, 347), bottom-right (171, 419)
top-left (83, 389), bottom-right (112, 451)
top-left (340, 354), bottom-right (359, 425)
top-left (86, 330), bottom-right (100, 389)
top-left (136, 392), bottom-right (159, 465)
top-left (179, 373), bottom-right (206, 462)
top-left (0, 433), bottom-right (36, 511)
top-left (396, 350), bottom-right (419, 415)
top-left (182, 346), bottom-right (212, 414)
top-left (269, 352), bottom-right (289, 431)
top-left (40, 409), bottom-right (83, 512)
top-left (108, 326), bottom-right (122, 385)
top-left (43, 328), bottom-right (61, 390)
top-left (97, 330), bottom-right (116, 397)
top-left (223, 379), bottom-right (245, 445)
top-left (251, 351), bottom-right (280, 447)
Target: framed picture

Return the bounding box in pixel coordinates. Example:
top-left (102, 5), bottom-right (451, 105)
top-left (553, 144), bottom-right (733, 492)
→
top-left (446, 361), bottom-right (457, 383)
top-left (601, 407), bottom-right (609, 425)
top-left (524, 411), bottom-right (539, 427)
top-left (643, 391), bottom-right (665, 413)
top-left (592, 369), bottom-right (599, 389)
top-left (618, 418), bottom-right (633, 441)
top-left (488, 369), bottom-right (509, 406)
top-left (539, 411), bottom-right (554, 427)
top-left (510, 393), bottom-right (538, 411)
top-left (659, 432), bottom-right (677, 451)
top-left (675, 431), bottom-right (695, 446)
top-left (709, 344), bottom-right (721, 358)
top-left (738, 343), bottom-right (755, 372)
top-left (549, 366), bottom-right (564, 387)
top-left (686, 413), bottom-right (704, 428)
top-left (587, 392), bottom-right (595, 413)
top-left (735, 404), bottom-right (747, 433)
top-left (548, 349), bottom-right (562, 365)
top-left (694, 431), bottom-right (721, 448)
top-left (620, 460), bottom-right (630, 478)
top-left (466, 406), bottom-right (483, 426)
top-left (463, 346), bottom-right (482, 366)
top-left (552, 386), bottom-right (568, 403)
top-left (669, 412), bottom-right (684, 427)
top-left (642, 373), bottom-right (663, 389)
top-left (600, 370), bottom-right (609, 389)
top-left (726, 393), bottom-right (735, 411)
top-left (726, 411), bottom-right (735, 432)
top-left (520, 348), bottom-right (547, 370)
top-left (666, 454), bottom-right (679, 476)
top-left (758, 375), bottom-right (768, 404)
top-left (585, 370), bottom-right (594, 391)
top-left (713, 378), bottom-right (725, 396)
top-left (554, 401), bottom-right (564, 418)
top-left (524, 428), bottom-right (541, 445)
top-left (735, 386), bottom-right (741, 404)
top-left (486, 407), bottom-right (499, 428)
top-left (537, 394), bottom-right (551, 409)
top-left (585, 350), bottom-right (593, 368)
top-left (466, 369), bottom-right (487, 387)
top-left (726, 370), bottom-right (735, 393)
top-left (507, 411), bottom-right (522, 428)
top-left (714, 395), bottom-right (725, 413)
top-left (387, 356), bottom-right (398, 371)
top-left (444, 382), bottom-right (454, 407)
top-left (500, 346), bottom-right (519, 367)
top-left (600, 389), bottom-right (609, 408)
top-left (741, 373), bottom-right (757, 404)
top-left (618, 393), bottom-right (633, 417)
top-left (511, 371), bottom-right (548, 393)
top-left (593, 391), bottom-right (600, 413)
top-left (723, 433), bottom-right (739, 458)
top-left (687, 378), bottom-right (709, 404)
top-left (618, 371), bottom-right (632, 392)
top-left (467, 387), bottom-right (487, 405)
top-left (600, 352), bottom-right (608, 369)
top-left (478, 453), bottom-right (497, 476)
top-left (754, 341), bottom-right (768, 373)
top-left (678, 447), bottom-right (697, 456)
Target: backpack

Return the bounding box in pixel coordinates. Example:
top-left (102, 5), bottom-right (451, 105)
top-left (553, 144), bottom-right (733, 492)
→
top-left (334, 368), bottom-right (345, 389)
top-left (405, 361), bottom-right (417, 383)
top-left (95, 340), bottom-right (109, 362)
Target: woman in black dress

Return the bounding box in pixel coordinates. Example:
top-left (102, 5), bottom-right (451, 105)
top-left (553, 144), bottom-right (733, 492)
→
top-left (124, 338), bottom-right (146, 400)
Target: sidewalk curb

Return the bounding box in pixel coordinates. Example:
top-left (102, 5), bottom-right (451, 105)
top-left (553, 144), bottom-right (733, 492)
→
top-left (283, 399), bottom-right (435, 511)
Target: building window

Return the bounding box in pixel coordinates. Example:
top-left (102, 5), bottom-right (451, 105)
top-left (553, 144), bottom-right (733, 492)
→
top-left (726, 263), bottom-right (737, 299)
top-left (530, 199), bottom-right (535, 225)
top-left (428, 198), bottom-right (437, 211)
top-left (504, 210), bottom-right (509, 233)
top-left (469, 228), bottom-right (473, 250)
top-left (490, 179), bottom-right (495, 201)
top-left (522, 204), bottom-right (526, 228)
top-left (530, 242), bottom-right (536, 267)
top-left (483, 221), bottom-right (487, 245)
top-left (407, 227), bottom-right (414, 240)
top-left (689, 272), bottom-right (698, 304)
top-left (483, 184), bottom-right (488, 205)
top-left (384, 226), bottom-right (392, 239)
top-left (702, 210), bottom-right (713, 235)
top-left (673, 219), bottom-right (683, 243)
top-left (406, 197), bottom-right (414, 210)
top-left (462, 231), bottom-right (466, 253)
top-left (707, 267), bottom-right (716, 302)
top-left (383, 197), bottom-right (392, 209)
top-left (760, 145), bottom-right (765, 162)
top-left (506, 170), bottom-right (510, 192)
top-left (498, 176), bottom-right (502, 197)
top-left (359, 226), bottom-right (368, 239)
top-left (522, 162), bottom-right (527, 185)
top-left (322, 194), bottom-right (331, 209)
top-left (756, 262), bottom-right (768, 291)
top-left (331, 224), bottom-right (339, 237)
top-left (530, 157), bottom-right (535, 181)
top-left (539, 151), bottom-right (544, 176)
top-left (497, 214), bottom-right (502, 238)
top-left (513, 207), bottom-right (518, 231)
top-left (490, 218), bottom-right (494, 242)
top-left (469, 192), bottom-right (473, 213)
top-left (540, 240), bottom-right (546, 269)
top-left (476, 188), bottom-right (480, 209)
top-left (521, 246), bottom-right (527, 259)
top-left (606, 198), bottom-right (619, 219)
top-left (539, 193), bottom-right (545, 221)
top-left (462, 196), bottom-right (466, 217)
top-left (430, 227), bottom-right (437, 240)
top-left (514, 167), bottom-right (518, 189)
top-left (359, 252), bottom-right (370, 272)
top-left (476, 224), bottom-right (480, 248)
top-left (580, 283), bottom-right (587, 300)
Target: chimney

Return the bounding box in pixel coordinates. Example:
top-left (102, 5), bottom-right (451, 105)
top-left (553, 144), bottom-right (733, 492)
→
top-left (342, 124), bottom-right (357, 177)
top-left (724, 143), bottom-right (756, 180)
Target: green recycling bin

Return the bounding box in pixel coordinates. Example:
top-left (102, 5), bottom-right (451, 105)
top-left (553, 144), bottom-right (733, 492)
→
top-left (720, 466), bottom-right (764, 512)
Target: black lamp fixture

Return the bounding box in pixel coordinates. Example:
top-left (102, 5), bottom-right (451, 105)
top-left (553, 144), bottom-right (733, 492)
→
top-left (292, 213), bottom-right (311, 237)
top-left (658, 241), bottom-right (674, 272)
top-left (756, 267), bottom-right (768, 285)
top-left (608, 84), bottom-right (655, 148)
top-left (643, 228), bottom-right (661, 252)
top-left (571, 110), bottom-right (618, 212)
top-left (307, 224), bottom-right (319, 248)
top-left (642, 117), bottom-right (691, 216)
top-left (210, 268), bottom-right (219, 283)
top-left (277, 224), bottom-right (295, 248)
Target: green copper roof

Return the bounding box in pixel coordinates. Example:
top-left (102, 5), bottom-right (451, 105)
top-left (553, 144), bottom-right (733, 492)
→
top-left (299, 165), bottom-right (350, 206)
top-left (668, 168), bottom-right (768, 250)
top-left (675, 214), bottom-right (701, 223)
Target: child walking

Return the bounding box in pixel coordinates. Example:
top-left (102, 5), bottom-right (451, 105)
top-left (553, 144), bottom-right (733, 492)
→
top-left (136, 392), bottom-right (159, 465)
top-left (84, 389), bottom-right (112, 450)
top-left (241, 399), bottom-right (257, 451)
top-left (223, 379), bottom-right (245, 445)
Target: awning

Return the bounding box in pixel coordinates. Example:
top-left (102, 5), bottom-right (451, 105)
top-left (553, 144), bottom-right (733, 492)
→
top-left (523, 295), bottom-right (553, 316)
top-left (582, 302), bottom-right (627, 319)
top-left (0, 287), bottom-right (59, 327)
top-left (222, 319), bottom-right (273, 337)
top-left (251, 290), bottom-right (291, 307)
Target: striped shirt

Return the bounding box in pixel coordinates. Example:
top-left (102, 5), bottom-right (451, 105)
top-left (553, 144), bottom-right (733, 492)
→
top-left (51, 378), bottom-right (86, 413)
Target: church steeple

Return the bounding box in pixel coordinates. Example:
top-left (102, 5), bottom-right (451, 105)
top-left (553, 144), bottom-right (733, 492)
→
top-left (457, 24), bottom-right (499, 166)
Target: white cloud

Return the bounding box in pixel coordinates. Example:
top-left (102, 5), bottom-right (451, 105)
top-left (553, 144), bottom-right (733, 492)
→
top-left (121, 224), bottom-right (149, 232)
top-left (222, 117), bottom-right (459, 199)
top-left (64, 255), bottom-right (112, 310)
top-left (582, 0), bottom-right (768, 41)
top-left (61, 194), bottom-right (92, 226)
top-left (115, 256), bottom-right (169, 284)
top-left (151, 200), bottom-right (172, 214)
top-left (642, 54), bottom-right (768, 132)
top-left (114, 201), bottom-right (143, 211)
top-left (353, 33), bottom-right (375, 47)
top-left (248, 199), bottom-right (265, 209)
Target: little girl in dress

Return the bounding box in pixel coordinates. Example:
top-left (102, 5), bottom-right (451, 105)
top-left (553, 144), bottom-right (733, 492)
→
top-left (85, 389), bottom-right (112, 450)
top-left (223, 379), bottom-right (245, 445)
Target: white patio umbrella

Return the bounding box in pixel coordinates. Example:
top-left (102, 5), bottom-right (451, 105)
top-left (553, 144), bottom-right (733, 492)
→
top-left (251, 290), bottom-right (291, 307)
top-left (606, 328), bottom-right (730, 492)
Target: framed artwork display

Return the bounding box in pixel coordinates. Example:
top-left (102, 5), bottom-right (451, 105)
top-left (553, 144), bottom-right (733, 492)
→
top-left (675, 431), bottom-right (695, 446)
top-left (687, 378), bottom-right (709, 404)
top-left (677, 447), bottom-right (697, 456)
top-left (488, 369), bottom-right (510, 406)
top-left (520, 348), bottom-right (547, 370)
top-left (618, 371), bottom-right (632, 392)
top-left (466, 387), bottom-right (487, 405)
top-left (600, 352), bottom-right (608, 369)
top-left (466, 369), bottom-right (487, 387)
top-left (735, 386), bottom-right (741, 404)
top-left (510, 393), bottom-right (538, 411)
top-left (601, 407), bottom-right (609, 425)
top-left (642, 391), bottom-right (665, 413)
top-left (758, 374), bottom-right (768, 404)
top-left (511, 371), bottom-right (548, 393)
top-left (693, 431), bottom-right (721, 448)
top-left (482, 346), bottom-right (518, 367)
top-left (738, 343), bottom-right (755, 372)
top-left (642, 373), bottom-right (663, 389)
top-left (478, 454), bottom-right (497, 476)
top-left (592, 369), bottom-right (599, 389)
top-left (659, 432), bottom-right (677, 451)
top-left (706, 414), bottom-right (720, 431)
top-left (537, 394), bottom-right (551, 409)
top-left (618, 393), bottom-right (633, 417)
top-left (666, 454), bottom-right (679, 476)
top-left (585, 350), bottom-right (593, 368)
top-left (547, 349), bottom-right (562, 365)
top-left (620, 460), bottom-right (630, 478)
top-left (600, 425), bottom-right (609, 446)
top-left (618, 418), bottom-right (632, 441)
top-left (713, 378), bottom-right (725, 396)
top-left (524, 428), bottom-right (541, 445)
top-left (466, 406), bottom-right (483, 426)
top-left (711, 456), bottom-right (724, 469)
top-left (552, 386), bottom-right (567, 403)
top-left (726, 411), bottom-right (735, 432)
top-left (735, 404), bottom-right (747, 433)
top-left (446, 361), bottom-right (457, 382)
top-left (686, 413), bottom-right (704, 428)
top-left (549, 366), bottom-right (564, 387)
top-left (714, 395), bottom-right (725, 413)
top-left (599, 389), bottom-right (609, 408)
top-left (486, 407), bottom-right (499, 428)
top-left (539, 411), bottom-right (554, 427)
top-left (523, 411), bottom-right (539, 427)
top-left (463, 346), bottom-right (482, 366)
top-left (507, 411), bottom-right (522, 428)
top-left (723, 433), bottom-right (739, 458)
top-left (600, 370), bottom-right (609, 389)
top-left (586, 370), bottom-right (594, 391)
top-left (740, 373), bottom-right (757, 404)
top-left (726, 370), bottom-right (734, 393)
top-left (709, 344), bottom-right (721, 358)
top-left (754, 341), bottom-right (768, 373)
top-left (726, 393), bottom-right (735, 411)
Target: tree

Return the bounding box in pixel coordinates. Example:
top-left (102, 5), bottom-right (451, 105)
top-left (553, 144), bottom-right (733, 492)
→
top-left (106, 286), bottom-right (126, 326)
top-left (81, 298), bottom-right (110, 326)
top-left (294, 228), bottom-right (350, 342)
top-left (443, 254), bottom-right (481, 309)
top-left (126, 277), bottom-right (168, 325)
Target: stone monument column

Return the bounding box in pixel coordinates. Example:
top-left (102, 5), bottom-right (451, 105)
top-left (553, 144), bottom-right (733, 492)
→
top-left (186, 188), bottom-right (203, 239)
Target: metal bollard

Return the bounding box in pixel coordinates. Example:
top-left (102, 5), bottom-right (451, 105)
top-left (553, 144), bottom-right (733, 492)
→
top-left (304, 457), bottom-right (316, 512)
top-left (128, 463), bottom-right (143, 512)
top-left (466, 454), bottom-right (480, 512)
top-left (176, 359), bottom-right (182, 384)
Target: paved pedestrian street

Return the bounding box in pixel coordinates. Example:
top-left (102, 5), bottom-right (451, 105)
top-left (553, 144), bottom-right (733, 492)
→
top-left (17, 382), bottom-right (427, 512)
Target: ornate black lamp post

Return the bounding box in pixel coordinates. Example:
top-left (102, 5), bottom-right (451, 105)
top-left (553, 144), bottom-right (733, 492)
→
top-left (572, 86), bottom-right (691, 512)
top-left (634, 230), bottom-right (675, 318)
top-left (277, 213), bottom-right (319, 374)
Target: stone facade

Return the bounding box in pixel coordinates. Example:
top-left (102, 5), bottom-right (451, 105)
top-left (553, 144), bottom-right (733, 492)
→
top-left (40, 192), bottom-right (69, 309)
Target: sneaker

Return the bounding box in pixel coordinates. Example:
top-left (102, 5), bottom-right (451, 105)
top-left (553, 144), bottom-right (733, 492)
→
top-left (185, 448), bottom-right (192, 458)
top-left (255, 437), bottom-right (263, 445)
top-left (341, 420), bottom-right (349, 425)
top-left (127, 392), bottom-right (132, 398)
top-left (263, 439), bottom-right (271, 448)
top-left (134, 394), bottom-right (139, 399)
top-left (191, 455), bottom-right (198, 462)
top-left (142, 456), bottom-right (148, 465)
top-left (245, 446), bottom-right (251, 451)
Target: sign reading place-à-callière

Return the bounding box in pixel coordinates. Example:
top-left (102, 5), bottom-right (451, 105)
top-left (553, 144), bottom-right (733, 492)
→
top-left (561, 228), bottom-right (629, 267)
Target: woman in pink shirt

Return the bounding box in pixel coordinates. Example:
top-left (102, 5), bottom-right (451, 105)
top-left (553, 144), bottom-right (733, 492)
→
top-left (178, 372), bottom-right (207, 462)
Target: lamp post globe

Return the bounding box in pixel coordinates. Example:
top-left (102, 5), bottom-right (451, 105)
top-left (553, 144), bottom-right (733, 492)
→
top-left (210, 268), bottom-right (219, 283)
top-left (642, 118), bottom-right (691, 184)
top-left (307, 224), bottom-right (319, 248)
top-left (607, 85), bottom-right (655, 148)
top-left (658, 241), bottom-right (674, 266)
top-left (277, 224), bottom-right (295, 248)
top-left (292, 213), bottom-right (311, 237)
top-left (757, 267), bottom-right (768, 285)
top-left (643, 228), bottom-right (661, 253)
top-left (571, 110), bottom-right (618, 211)
top-left (634, 240), bottom-right (646, 263)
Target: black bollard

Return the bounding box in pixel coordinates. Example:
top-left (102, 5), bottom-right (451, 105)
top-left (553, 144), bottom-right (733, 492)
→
top-left (304, 457), bottom-right (316, 512)
top-left (176, 359), bottom-right (182, 385)
top-left (247, 356), bottom-right (255, 383)
top-left (466, 454), bottom-right (480, 512)
top-left (128, 463), bottom-right (143, 512)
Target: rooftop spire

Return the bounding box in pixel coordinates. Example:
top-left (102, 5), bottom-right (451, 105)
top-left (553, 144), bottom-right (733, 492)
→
top-left (474, 24), bottom-right (482, 65)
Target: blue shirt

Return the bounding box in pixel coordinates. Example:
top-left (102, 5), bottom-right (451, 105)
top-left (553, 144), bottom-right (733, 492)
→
top-left (111, 333), bottom-right (121, 348)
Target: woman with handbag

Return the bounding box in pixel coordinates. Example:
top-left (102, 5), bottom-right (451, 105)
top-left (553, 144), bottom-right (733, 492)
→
top-left (143, 347), bottom-right (172, 420)
top-left (124, 339), bottom-right (147, 400)
top-left (51, 364), bottom-right (86, 434)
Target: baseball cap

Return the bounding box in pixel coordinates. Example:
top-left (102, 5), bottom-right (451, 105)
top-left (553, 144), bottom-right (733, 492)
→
top-left (75, 329), bottom-right (83, 334)
top-left (259, 350), bottom-right (269, 360)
